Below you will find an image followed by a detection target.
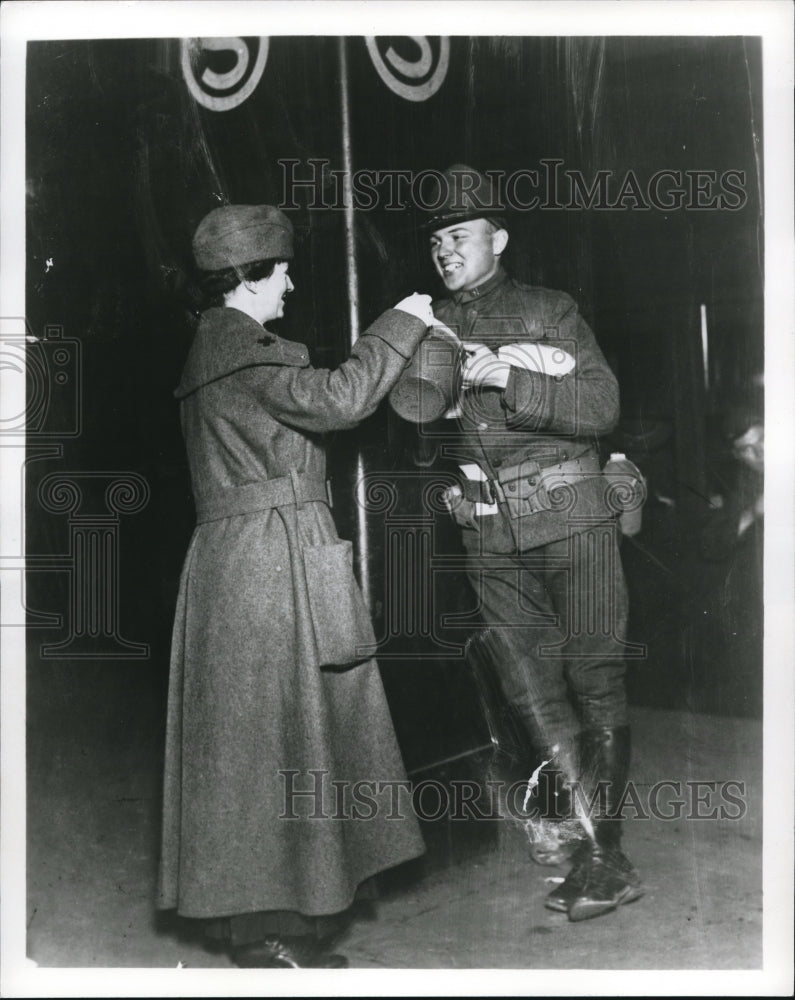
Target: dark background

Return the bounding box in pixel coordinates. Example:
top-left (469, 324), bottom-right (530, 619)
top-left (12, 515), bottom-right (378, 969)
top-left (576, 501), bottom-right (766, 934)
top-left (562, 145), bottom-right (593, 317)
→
top-left (25, 36), bottom-right (763, 790)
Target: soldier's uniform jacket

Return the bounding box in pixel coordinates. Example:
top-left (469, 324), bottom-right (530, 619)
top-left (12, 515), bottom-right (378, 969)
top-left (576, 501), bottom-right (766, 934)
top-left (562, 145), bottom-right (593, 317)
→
top-left (432, 267), bottom-right (620, 554)
top-left (158, 304), bottom-right (426, 920)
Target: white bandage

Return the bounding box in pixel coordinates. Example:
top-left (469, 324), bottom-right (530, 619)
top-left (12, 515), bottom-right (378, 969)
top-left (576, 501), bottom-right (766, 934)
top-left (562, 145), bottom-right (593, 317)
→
top-left (497, 342), bottom-right (576, 376)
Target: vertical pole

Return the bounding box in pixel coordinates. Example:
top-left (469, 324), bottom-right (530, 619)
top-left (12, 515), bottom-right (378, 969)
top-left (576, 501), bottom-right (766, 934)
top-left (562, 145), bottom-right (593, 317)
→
top-left (337, 37), bottom-right (370, 604)
top-left (700, 303), bottom-right (709, 392)
top-left (672, 307), bottom-right (707, 510)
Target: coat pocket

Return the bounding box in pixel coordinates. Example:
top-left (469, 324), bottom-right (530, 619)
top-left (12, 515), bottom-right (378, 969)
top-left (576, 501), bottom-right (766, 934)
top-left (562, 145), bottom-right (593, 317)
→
top-left (302, 541), bottom-right (378, 668)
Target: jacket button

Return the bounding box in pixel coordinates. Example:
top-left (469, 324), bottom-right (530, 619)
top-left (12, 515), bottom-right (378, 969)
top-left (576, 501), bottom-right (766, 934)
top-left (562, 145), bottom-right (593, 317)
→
top-left (508, 483), bottom-right (516, 493)
top-left (528, 478), bottom-right (536, 486)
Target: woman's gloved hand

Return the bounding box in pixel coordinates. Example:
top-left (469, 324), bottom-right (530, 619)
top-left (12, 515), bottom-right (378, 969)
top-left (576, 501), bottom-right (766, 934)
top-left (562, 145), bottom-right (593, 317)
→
top-left (393, 293), bottom-right (435, 327)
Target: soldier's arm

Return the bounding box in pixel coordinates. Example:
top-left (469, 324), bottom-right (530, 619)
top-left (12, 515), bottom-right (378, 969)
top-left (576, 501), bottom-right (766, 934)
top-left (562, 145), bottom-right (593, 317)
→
top-left (499, 294), bottom-right (619, 436)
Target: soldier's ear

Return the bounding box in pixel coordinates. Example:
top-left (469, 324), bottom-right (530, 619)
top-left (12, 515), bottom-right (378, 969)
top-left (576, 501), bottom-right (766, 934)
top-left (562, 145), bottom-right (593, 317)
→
top-left (492, 228), bottom-right (509, 256)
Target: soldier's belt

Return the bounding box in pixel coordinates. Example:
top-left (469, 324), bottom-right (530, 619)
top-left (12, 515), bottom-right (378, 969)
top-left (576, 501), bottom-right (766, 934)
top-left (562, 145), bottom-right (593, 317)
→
top-left (461, 452), bottom-right (601, 516)
top-left (194, 471), bottom-right (331, 523)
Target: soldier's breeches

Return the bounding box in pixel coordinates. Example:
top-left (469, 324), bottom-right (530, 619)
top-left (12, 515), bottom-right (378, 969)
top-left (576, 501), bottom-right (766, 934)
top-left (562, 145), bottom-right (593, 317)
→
top-left (464, 528), bottom-right (630, 749)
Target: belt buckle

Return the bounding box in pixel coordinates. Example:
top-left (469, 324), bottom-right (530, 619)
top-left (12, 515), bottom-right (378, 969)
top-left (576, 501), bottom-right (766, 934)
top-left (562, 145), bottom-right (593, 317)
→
top-left (486, 478), bottom-right (505, 504)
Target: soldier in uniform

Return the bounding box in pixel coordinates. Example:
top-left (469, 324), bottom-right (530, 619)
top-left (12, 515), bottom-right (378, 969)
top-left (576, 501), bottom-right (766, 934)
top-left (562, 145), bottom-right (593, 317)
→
top-left (416, 165), bottom-right (643, 921)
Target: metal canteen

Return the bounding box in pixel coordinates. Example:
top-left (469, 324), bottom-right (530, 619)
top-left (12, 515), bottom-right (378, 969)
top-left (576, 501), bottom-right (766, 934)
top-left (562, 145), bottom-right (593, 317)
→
top-left (389, 324), bottom-right (465, 423)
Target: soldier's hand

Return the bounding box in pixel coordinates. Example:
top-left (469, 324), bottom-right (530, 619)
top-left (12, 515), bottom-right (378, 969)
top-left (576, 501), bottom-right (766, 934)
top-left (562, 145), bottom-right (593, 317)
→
top-left (394, 293), bottom-right (435, 327)
top-left (461, 343), bottom-right (511, 389)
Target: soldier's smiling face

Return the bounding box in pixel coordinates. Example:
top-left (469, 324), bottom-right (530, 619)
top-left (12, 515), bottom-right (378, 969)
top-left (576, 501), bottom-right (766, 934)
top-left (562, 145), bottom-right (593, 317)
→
top-left (429, 218), bottom-right (508, 293)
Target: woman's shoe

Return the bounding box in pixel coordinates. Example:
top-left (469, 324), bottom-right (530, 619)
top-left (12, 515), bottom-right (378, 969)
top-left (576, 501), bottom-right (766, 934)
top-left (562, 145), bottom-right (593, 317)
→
top-left (231, 936), bottom-right (349, 968)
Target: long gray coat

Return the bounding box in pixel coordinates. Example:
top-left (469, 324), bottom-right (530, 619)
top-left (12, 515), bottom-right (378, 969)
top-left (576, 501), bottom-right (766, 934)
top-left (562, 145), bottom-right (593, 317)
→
top-left (158, 305), bottom-right (427, 920)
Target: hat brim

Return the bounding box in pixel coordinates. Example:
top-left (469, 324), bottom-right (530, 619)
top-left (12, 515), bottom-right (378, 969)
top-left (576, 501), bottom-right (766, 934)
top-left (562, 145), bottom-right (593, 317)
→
top-left (418, 209), bottom-right (505, 232)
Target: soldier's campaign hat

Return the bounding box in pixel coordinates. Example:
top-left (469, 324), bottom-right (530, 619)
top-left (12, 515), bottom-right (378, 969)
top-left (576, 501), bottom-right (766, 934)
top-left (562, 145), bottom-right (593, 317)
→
top-left (193, 204), bottom-right (294, 270)
top-left (418, 164), bottom-right (507, 231)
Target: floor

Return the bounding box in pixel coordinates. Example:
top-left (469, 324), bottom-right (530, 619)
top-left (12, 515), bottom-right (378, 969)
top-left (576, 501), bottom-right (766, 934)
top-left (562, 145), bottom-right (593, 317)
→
top-left (24, 703), bottom-right (762, 972)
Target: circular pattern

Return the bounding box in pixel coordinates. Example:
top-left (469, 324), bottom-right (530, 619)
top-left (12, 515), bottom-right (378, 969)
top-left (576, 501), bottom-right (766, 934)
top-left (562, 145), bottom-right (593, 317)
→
top-left (422, 474), bottom-right (462, 515)
top-left (544, 480), bottom-right (577, 513)
top-left (106, 475), bottom-right (151, 515)
top-left (181, 37), bottom-right (269, 112)
top-left (359, 476), bottom-right (399, 515)
top-left (0, 342), bottom-right (48, 432)
top-left (604, 475), bottom-right (646, 514)
top-left (365, 37), bottom-right (450, 103)
top-left (38, 475), bottom-right (82, 514)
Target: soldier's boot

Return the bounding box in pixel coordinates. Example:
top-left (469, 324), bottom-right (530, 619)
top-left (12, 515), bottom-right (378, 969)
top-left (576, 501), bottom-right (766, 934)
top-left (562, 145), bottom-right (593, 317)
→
top-left (525, 744), bottom-right (583, 867)
top-left (543, 732), bottom-right (591, 909)
top-left (564, 726), bottom-right (643, 921)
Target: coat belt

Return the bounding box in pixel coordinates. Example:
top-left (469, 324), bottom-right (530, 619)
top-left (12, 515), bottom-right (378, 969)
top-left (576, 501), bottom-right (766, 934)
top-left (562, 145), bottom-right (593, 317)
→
top-left (194, 472), bottom-right (330, 523)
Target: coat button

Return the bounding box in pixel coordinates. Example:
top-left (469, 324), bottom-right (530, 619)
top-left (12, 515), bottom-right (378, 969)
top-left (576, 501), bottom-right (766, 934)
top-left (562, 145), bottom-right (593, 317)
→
top-left (528, 478), bottom-right (536, 486)
top-left (508, 483), bottom-right (516, 493)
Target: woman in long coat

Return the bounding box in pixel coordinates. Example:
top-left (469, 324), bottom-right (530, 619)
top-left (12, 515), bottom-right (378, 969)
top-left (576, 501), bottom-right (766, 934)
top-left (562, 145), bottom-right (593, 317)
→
top-left (157, 204), bottom-right (430, 967)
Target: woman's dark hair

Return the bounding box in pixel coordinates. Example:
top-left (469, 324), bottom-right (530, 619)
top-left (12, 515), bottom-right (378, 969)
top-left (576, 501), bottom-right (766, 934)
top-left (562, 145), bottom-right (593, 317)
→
top-left (198, 258), bottom-right (286, 309)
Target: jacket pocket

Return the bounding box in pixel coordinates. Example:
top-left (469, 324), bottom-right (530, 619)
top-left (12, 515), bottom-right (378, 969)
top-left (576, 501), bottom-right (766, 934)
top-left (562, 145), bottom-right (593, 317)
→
top-left (302, 541), bottom-right (377, 668)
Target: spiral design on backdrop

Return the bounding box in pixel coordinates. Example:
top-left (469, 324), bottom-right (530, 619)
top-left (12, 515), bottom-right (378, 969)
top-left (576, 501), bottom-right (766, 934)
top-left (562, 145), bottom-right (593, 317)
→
top-left (365, 37), bottom-right (450, 103)
top-left (181, 37), bottom-right (270, 112)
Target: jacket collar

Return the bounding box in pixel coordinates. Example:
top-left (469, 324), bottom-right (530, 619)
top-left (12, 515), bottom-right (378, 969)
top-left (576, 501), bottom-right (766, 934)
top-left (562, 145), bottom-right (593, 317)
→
top-left (175, 307), bottom-right (310, 399)
top-left (450, 266), bottom-right (509, 306)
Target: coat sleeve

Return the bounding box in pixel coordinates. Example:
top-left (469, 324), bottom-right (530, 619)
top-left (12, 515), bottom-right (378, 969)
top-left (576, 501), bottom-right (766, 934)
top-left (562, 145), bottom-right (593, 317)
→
top-left (240, 308), bottom-right (428, 433)
top-left (499, 293), bottom-right (619, 436)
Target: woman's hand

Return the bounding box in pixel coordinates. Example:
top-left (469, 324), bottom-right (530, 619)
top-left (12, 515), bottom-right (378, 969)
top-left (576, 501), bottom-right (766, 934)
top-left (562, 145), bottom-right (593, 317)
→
top-left (394, 293), bottom-right (435, 327)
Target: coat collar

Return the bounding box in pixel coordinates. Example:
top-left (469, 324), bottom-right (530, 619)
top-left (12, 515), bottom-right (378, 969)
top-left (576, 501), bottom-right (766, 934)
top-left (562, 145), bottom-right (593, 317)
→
top-left (175, 307), bottom-right (310, 399)
top-left (450, 266), bottom-right (509, 306)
